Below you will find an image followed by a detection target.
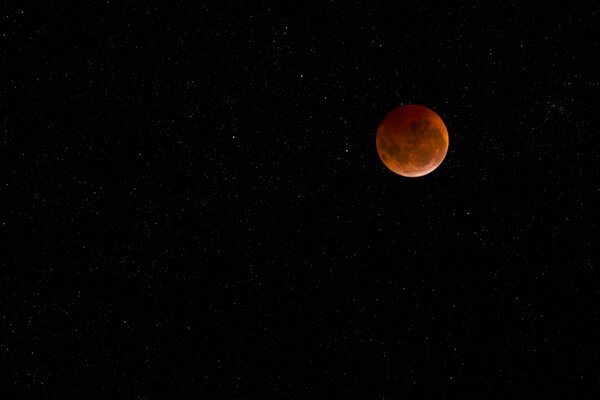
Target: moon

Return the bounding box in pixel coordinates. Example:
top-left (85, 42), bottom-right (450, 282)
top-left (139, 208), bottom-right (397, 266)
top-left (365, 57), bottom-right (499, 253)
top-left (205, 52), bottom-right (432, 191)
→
top-left (376, 105), bottom-right (449, 177)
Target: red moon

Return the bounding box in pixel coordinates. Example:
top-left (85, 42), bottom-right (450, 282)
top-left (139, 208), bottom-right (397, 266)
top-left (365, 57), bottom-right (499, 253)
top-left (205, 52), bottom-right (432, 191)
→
top-left (376, 105), bottom-right (449, 177)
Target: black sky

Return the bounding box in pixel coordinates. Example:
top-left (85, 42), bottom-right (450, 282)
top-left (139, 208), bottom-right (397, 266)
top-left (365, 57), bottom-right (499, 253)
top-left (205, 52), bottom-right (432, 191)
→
top-left (5, 1), bottom-right (600, 398)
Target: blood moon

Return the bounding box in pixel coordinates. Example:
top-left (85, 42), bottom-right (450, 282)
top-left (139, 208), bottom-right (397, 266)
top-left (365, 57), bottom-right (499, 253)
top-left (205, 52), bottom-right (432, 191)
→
top-left (376, 105), bottom-right (449, 177)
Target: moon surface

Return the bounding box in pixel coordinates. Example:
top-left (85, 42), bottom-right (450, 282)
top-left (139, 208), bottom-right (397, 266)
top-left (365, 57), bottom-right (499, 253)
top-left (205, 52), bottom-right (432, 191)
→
top-left (376, 105), bottom-right (449, 177)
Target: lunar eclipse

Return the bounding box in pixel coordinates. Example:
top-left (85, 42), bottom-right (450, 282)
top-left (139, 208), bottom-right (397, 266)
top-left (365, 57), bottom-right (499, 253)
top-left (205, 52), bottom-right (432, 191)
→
top-left (376, 105), bottom-right (449, 177)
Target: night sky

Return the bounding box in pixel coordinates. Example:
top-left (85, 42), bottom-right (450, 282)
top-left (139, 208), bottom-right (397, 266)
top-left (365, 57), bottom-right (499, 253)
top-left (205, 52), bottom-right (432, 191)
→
top-left (6, 1), bottom-right (600, 398)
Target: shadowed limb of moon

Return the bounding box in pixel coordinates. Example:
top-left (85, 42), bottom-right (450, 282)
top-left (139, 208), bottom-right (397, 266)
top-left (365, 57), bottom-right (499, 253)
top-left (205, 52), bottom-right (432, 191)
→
top-left (376, 105), bottom-right (449, 177)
